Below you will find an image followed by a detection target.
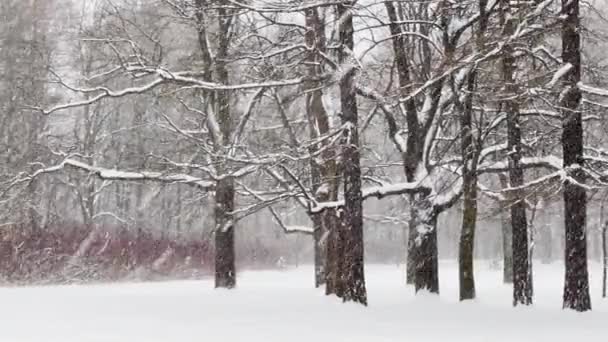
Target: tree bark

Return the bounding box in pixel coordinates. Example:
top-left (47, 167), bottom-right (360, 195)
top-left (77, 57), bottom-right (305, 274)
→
top-left (214, 178), bottom-right (236, 289)
top-left (337, 1), bottom-right (367, 305)
top-left (384, 1), bottom-right (421, 286)
top-left (459, 77), bottom-right (477, 300)
top-left (560, 0), bottom-right (591, 312)
top-left (499, 174), bottom-right (513, 283)
top-left (313, 214), bottom-right (326, 287)
top-left (458, 0), bottom-right (488, 302)
top-left (412, 200), bottom-right (439, 294)
top-left (406, 208), bottom-right (416, 284)
top-left (500, 0), bottom-right (532, 306)
top-left (325, 208), bottom-right (344, 297)
top-left (602, 222), bottom-right (607, 298)
top-left (304, 7), bottom-right (333, 289)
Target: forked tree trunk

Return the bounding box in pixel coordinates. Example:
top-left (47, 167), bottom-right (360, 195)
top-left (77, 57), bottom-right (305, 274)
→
top-left (561, 0), bottom-right (591, 312)
top-left (214, 178), bottom-right (236, 289)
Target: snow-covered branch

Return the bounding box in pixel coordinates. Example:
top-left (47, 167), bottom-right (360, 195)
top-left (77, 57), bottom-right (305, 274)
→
top-left (12, 158), bottom-right (215, 190)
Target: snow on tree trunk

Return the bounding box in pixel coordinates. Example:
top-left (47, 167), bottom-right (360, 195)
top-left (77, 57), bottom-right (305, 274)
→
top-left (325, 208), bottom-right (344, 297)
top-left (458, 0), bottom-right (488, 302)
top-left (501, 0), bottom-right (532, 306)
top-left (383, 1), bottom-right (424, 287)
top-left (336, 1), bottom-right (367, 306)
top-left (304, 7), bottom-right (333, 289)
top-left (560, 0), bottom-right (591, 312)
top-left (413, 200), bottom-right (439, 294)
top-left (459, 104), bottom-right (478, 300)
top-left (214, 178), bottom-right (236, 289)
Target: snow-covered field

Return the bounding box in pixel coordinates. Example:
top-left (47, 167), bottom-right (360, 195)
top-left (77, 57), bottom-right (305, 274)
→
top-left (1, 261), bottom-right (607, 342)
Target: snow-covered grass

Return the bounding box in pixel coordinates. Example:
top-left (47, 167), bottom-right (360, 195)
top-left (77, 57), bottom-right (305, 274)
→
top-left (1, 261), bottom-right (606, 342)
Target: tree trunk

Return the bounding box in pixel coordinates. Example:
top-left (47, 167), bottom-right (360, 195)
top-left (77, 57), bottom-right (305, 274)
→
top-left (210, 4), bottom-right (238, 290)
top-left (602, 223), bottom-right (607, 298)
top-left (458, 0), bottom-right (488, 301)
top-left (459, 190), bottom-right (476, 300)
top-left (499, 174), bottom-right (513, 283)
top-left (406, 208), bottom-right (416, 284)
top-left (337, 1), bottom-right (367, 305)
top-left (383, 1), bottom-right (421, 287)
top-left (501, 0), bottom-right (532, 306)
top-left (458, 71), bottom-right (480, 301)
top-left (325, 208), bottom-right (344, 297)
top-left (561, 0), bottom-right (591, 312)
top-left (412, 200), bottom-right (439, 294)
top-left (313, 214), bottom-right (326, 288)
top-left (304, 7), bottom-right (332, 288)
top-left (214, 178), bottom-right (236, 288)
top-left (528, 218), bottom-right (535, 298)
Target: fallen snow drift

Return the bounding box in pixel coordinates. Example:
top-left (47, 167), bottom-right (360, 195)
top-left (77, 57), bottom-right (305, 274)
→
top-left (1, 262), bottom-right (607, 342)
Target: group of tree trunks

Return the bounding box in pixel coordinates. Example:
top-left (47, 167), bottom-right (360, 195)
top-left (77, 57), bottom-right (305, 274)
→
top-left (8, 0), bottom-right (592, 314)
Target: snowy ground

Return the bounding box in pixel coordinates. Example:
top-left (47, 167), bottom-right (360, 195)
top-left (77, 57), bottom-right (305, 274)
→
top-left (1, 261), bottom-right (607, 342)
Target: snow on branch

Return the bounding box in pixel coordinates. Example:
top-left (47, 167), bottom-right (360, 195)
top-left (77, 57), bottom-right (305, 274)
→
top-left (226, 0), bottom-right (344, 13)
top-left (547, 63), bottom-right (573, 88)
top-left (310, 181), bottom-right (429, 213)
top-left (579, 83), bottom-right (608, 97)
top-left (40, 69), bottom-right (311, 115)
top-left (12, 158), bottom-right (215, 190)
top-left (477, 155), bottom-right (563, 174)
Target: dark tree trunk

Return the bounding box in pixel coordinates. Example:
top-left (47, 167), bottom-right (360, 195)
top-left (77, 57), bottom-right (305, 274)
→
top-left (406, 209), bottom-right (416, 284)
top-left (459, 173), bottom-right (477, 300)
top-left (561, 0), bottom-right (591, 312)
top-left (458, 0), bottom-right (488, 302)
top-left (602, 222), bottom-right (607, 298)
top-left (412, 200), bottom-right (439, 294)
top-left (511, 197), bottom-right (531, 306)
top-left (499, 174), bottom-right (513, 283)
top-left (325, 209), bottom-right (344, 297)
top-left (458, 71), bottom-right (479, 301)
top-left (459, 91), bottom-right (478, 300)
top-left (501, 0), bottom-right (532, 306)
top-left (214, 178), bottom-right (236, 289)
top-left (211, 4), bottom-right (237, 289)
top-left (194, 0), bottom-right (236, 289)
top-left (304, 7), bottom-right (332, 289)
top-left (336, 1), bottom-right (367, 306)
top-left (313, 215), bottom-right (326, 288)
top-left (384, 1), bottom-right (422, 286)
top-left (528, 219), bottom-right (535, 298)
